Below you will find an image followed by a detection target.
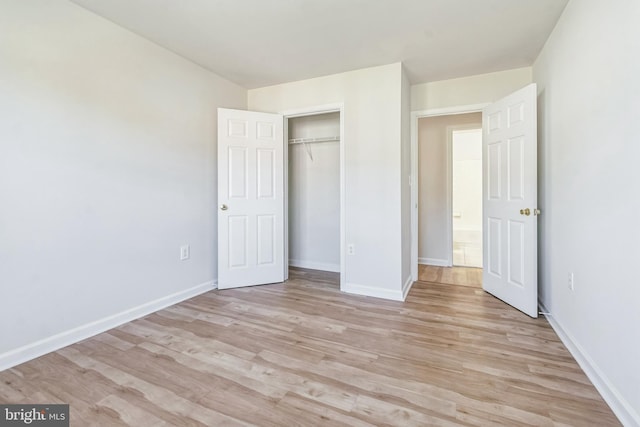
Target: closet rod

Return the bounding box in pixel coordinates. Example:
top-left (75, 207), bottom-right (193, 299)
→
top-left (288, 136), bottom-right (340, 145)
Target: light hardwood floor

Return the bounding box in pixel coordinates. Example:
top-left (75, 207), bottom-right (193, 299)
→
top-left (0, 267), bottom-right (620, 426)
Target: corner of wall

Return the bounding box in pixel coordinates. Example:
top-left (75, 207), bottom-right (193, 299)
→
top-left (532, 1), bottom-right (640, 424)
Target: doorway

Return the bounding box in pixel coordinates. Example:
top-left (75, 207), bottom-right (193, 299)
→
top-left (415, 112), bottom-right (483, 270)
top-left (283, 105), bottom-right (345, 288)
top-left (410, 84), bottom-right (539, 317)
top-left (216, 105), bottom-right (344, 290)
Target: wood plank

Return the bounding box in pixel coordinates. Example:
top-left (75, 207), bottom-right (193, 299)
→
top-left (0, 267), bottom-right (620, 426)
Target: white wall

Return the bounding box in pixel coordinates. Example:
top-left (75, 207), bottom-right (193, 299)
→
top-left (452, 129), bottom-right (482, 268)
top-left (411, 67), bottom-right (532, 111)
top-left (400, 67), bottom-right (412, 290)
top-left (288, 113), bottom-right (340, 272)
top-left (418, 113), bottom-right (481, 265)
top-left (452, 129), bottom-right (482, 232)
top-left (0, 1), bottom-right (246, 368)
top-left (534, 0), bottom-right (640, 424)
top-left (249, 63), bottom-right (406, 300)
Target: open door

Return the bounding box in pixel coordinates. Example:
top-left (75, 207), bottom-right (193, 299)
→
top-left (482, 84), bottom-right (539, 318)
top-left (217, 108), bottom-right (284, 289)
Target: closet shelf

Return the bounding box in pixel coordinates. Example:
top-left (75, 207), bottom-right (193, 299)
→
top-left (288, 136), bottom-right (340, 145)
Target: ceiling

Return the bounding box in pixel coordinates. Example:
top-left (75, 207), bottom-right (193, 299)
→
top-left (70, 0), bottom-right (569, 89)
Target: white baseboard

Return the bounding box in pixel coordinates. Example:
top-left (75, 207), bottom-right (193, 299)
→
top-left (539, 302), bottom-right (638, 427)
top-left (289, 259), bottom-right (340, 273)
top-left (0, 280), bottom-right (217, 372)
top-left (418, 257), bottom-right (451, 267)
top-left (401, 275), bottom-right (414, 301)
top-left (342, 282), bottom-right (405, 301)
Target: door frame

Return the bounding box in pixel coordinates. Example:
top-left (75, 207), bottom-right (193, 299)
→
top-left (281, 103), bottom-right (346, 288)
top-left (410, 103), bottom-right (488, 281)
top-left (448, 124), bottom-right (483, 267)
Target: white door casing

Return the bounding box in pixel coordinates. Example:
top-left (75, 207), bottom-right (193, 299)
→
top-left (482, 84), bottom-right (538, 318)
top-left (218, 108), bottom-right (284, 289)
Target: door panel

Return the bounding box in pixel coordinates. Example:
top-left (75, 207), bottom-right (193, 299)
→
top-left (228, 216), bottom-right (248, 268)
top-left (218, 108), bottom-right (284, 289)
top-left (228, 147), bottom-right (248, 198)
top-left (487, 143), bottom-right (502, 199)
top-left (487, 217), bottom-right (502, 276)
top-left (508, 220), bottom-right (525, 287)
top-left (257, 149), bottom-right (275, 199)
top-left (482, 84), bottom-right (538, 318)
top-left (508, 137), bottom-right (525, 200)
top-left (257, 215), bottom-right (276, 265)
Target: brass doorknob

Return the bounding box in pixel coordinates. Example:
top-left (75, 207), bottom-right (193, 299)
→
top-left (534, 209), bottom-right (541, 216)
top-left (520, 208), bottom-right (531, 216)
top-left (220, 204), bottom-right (228, 211)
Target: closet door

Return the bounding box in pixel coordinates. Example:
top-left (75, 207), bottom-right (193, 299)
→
top-left (218, 108), bottom-right (284, 289)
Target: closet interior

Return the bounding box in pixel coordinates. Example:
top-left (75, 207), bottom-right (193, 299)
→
top-left (287, 112), bottom-right (341, 274)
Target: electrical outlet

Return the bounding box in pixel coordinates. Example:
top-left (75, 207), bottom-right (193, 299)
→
top-left (180, 244), bottom-right (190, 260)
top-left (347, 244), bottom-right (355, 255)
top-left (568, 272), bottom-right (574, 291)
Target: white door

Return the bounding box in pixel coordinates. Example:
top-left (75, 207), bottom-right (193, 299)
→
top-left (218, 108), bottom-right (284, 289)
top-left (482, 84), bottom-right (538, 318)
